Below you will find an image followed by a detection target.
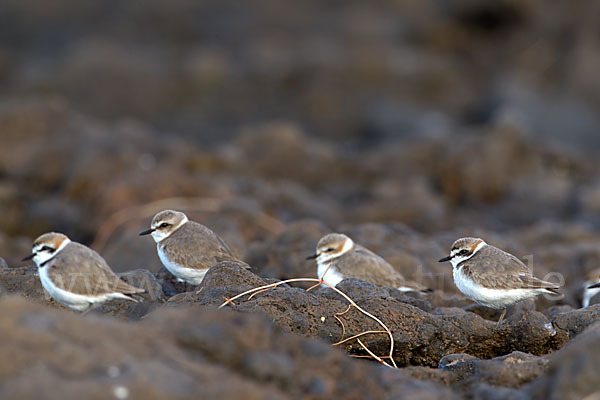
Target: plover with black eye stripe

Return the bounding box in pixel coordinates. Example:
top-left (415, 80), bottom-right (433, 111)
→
top-left (584, 268), bottom-right (600, 307)
top-left (307, 233), bottom-right (429, 292)
top-left (23, 232), bottom-right (144, 312)
top-left (140, 210), bottom-right (249, 285)
top-left (439, 237), bottom-right (561, 323)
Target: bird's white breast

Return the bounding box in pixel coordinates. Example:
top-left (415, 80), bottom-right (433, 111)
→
top-left (317, 261), bottom-right (345, 287)
top-left (157, 245), bottom-right (207, 285)
top-left (453, 267), bottom-right (545, 309)
top-left (39, 265), bottom-right (134, 311)
top-left (39, 266), bottom-right (92, 311)
top-left (397, 286), bottom-right (416, 292)
top-left (582, 282), bottom-right (600, 308)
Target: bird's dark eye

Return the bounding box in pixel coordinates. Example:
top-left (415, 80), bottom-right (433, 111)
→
top-left (160, 223), bottom-right (170, 228)
top-left (42, 246), bottom-right (55, 253)
top-left (326, 248), bottom-right (334, 252)
top-left (459, 249), bottom-right (468, 255)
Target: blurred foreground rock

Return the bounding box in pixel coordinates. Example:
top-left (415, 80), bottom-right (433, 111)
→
top-left (172, 264), bottom-right (592, 367)
top-left (0, 258), bottom-right (599, 397)
top-left (0, 295), bottom-right (458, 399)
top-left (526, 322), bottom-right (600, 399)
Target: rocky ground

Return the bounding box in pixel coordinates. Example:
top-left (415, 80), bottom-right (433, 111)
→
top-left (1, 258), bottom-right (600, 399)
top-left (1, 0), bottom-right (600, 399)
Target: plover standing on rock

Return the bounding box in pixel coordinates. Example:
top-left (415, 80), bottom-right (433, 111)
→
top-left (439, 237), bottom-right (561, 323)
top-left (307, 233), bottom-right (430, 292)
top-left (140, 210), bottom-right (249, 285)
top-left (23, 232), bottom-right (145, 312)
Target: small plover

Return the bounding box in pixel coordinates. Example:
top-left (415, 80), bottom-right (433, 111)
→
top-left (439, 237), bottom-right (560, 323)
top-left (22, 232), bottom-right (145, 312)
top-left (307, 233), bottom-right (429, 292)
top-left (140, 209), bottom-right (249, 284)
top-left (583, 268), bottom-right (600, 307)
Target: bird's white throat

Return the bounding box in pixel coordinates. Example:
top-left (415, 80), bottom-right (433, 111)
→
top-left (151, 215), bottom-right (188, 243)
top-left (450, 240), bottom-right (486, 269)
top-left (33, 238), bottom-right (71, 267)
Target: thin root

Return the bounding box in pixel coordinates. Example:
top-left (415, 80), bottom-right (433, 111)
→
top-left (218, 277), bottom-right (397, 368)
top-left (350, 354), bottom-right (392, 359)
top-left (357, 339), bottom-right (393, 368)
top-left (335, 304), bottom-right (352, 317)
top-left (333, 330), bottom-right (387, 346)
top-left (305, 282), bottom-right (321, 292)
top-left (222, 297), bottom-right (236, 306)
top-left (333, 304), bottom-right (352, 340)
top-left (248, 287), bottom-right (276, 301)
top-left (334, 314), bottom-right (346, 340)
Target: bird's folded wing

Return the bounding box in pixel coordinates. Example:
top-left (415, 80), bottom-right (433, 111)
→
top-left (213, 253), bottom-right (251, 269)
top-left (518, 274), bottom-right (560, 293)
top-left (50, 245), bottom-right (144, 295)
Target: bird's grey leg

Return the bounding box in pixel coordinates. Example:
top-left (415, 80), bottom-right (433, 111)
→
top-left (81, 302), bottom-right (98, 316)
top-left (497, 308), bottom-right (507, 325)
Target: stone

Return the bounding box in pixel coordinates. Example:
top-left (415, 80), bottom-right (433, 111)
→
top-left (526, 322), bottom-right (600, 399)
top-left (196, 263), bottom-right (569, 367)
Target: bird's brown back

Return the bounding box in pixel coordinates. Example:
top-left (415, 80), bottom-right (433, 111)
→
top-left (46, 242), bottom-right (144, 296)
top-left (459, 244), bottom-right (559, 291)
top-left (334, 245), bottom-right (427, 291)
top-left (160, 221), bottom-right (249, 270)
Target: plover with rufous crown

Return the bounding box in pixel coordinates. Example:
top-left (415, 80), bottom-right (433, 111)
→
top-left (307, 233), bottom-right (430, 292)
top-left (439, 237), bottom-right (561, 323)
top-left (22, 232), bottom-right (145, 312)
top-left (140, 210), bottom-right (249, 285)
top-left (584, 268), bottom-right (600, 307)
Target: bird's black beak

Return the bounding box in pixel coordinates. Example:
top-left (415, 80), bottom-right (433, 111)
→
top-left (438, 255), bottom-right (452, 263)
top-left (306, 253), bottom-right (318, 260)
top-left (589, 282), bottom-right (600, 289)
top-left (22, 253), bottom-right (35, 261)
top-left (139, 228), bottom-right (154, 236)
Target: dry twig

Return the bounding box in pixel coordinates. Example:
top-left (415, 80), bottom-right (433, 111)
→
top-left (350, 354), bottom-right (392, 359)
top-left (218, 277), bottom-right (397, 368)
top-left (333, 330), bottom-right (387, 346)
top-left (333, 304), bottom-right (352, 339)
top-left (357, 338), bottom-right (389, 366)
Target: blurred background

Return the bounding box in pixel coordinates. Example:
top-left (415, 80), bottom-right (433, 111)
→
top-left (1, 0), bottom-right (599, 304)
